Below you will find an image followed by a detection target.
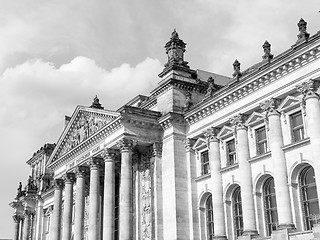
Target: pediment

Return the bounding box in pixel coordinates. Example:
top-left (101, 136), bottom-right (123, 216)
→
top-left (245, 112), bottom-right (265, 126)
top-left (192, 138), bottom-right (207, 151)
top-left (278, 96), bottom-right (301, 112)
top-left (48, 106), bottom-right (120, 165)
top-left (217, 126), bottom-right (234, 139)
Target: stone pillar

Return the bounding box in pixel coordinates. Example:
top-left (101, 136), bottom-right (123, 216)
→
top-left (260, 98), bottom-right (294, 229)
top-left (50, 178), bottom-right (64, 240)
top-left (152, 143), bottom-right (164, 240)
top-left (12, 214), bottom-right (21, 240)
top-left (117, 139), bottom-right (135, 240)
top-left (88, 157), bottom-right (103, 240)
top-left (204, 128), bottom-right (227, 239)
top-left (102, 148), bottom-right (116, 240)
top-left (297, 79), bottom-right (320, 207)
top-left (35, 199), bottom-right (44, 240)
top-left (22, 210), bottom-right (33, 240)
top-left (74, 166), bottom-right (87, 240)
top-left (62, 173), bottom-right (75, 240)
top-left (230, 114), bottom-right (258, 236)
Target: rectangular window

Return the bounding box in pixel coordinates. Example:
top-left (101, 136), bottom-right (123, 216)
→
top-left (226, 139), bottom-right (236, 166)
top-left (256, 127), bottom-right (268, 155)
top-left (291, 111), bottom-right (305, 142)
top-left (201, 150), bottom-right (210, 175)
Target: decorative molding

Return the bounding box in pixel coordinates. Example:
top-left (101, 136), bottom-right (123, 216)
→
top-left (296, 79), bottom-right (320, 100)
top-left (88, 157), bottom-right (103, 170)
top-left (152, 142), bottom-right (162, 157)
top-left (203, 127), bottom-right (220, 143)
top-left (117, 138), bottom-right (136, 152)
top-left (159, 112), bottom-right (186, 129)
top-left (63, 173), bottom-right (75, 184)
top-left (53, 178), bottom-right (64, 190)
top-left (229, 114), bottom-right (248, 130)
top-left (185, 41), bottom-right (320, 125)
top-left (74, 166), bottom-right (88, 178)
top-left (101, 148), bottom-right (117, 162)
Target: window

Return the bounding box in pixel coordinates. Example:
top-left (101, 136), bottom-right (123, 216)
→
top-left (300, 166), bottom-right (319, 230)
top-left (201, 150), bottom-right (210, 175)
top-left (290, 111), bottom-right (305, 142)
top-left (226, 139), bottom-right (236, 166)
top-left (233, 187), bottom-right (243, 237)
top-left (264, 178), bottom-right (278, 235)
top-left (256, 127), bottom-right (268, 155)
top-left (206, 195), bottom-right (214, 240)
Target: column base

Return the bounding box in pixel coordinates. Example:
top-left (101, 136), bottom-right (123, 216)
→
top-left (213, 235), bottom-right (228, 240)
top-left (242, 230), bottom-right (258, 236)
top-left (277, 223), bottom-right (295, 230)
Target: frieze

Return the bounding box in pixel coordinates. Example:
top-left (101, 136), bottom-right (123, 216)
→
top-left (185, 40), bottom-right (320, 125)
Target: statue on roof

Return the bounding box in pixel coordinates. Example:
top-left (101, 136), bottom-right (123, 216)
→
top-left (205, 76), bottom-right (222, 97)
top-left (232, 59), bottom-right (242, 80)
top-left (90, 95), bottom-right (104, 109)
top-left (296, 18), bottom-right (310, 43)
top-left (262, 41), bottom-right (273, 62)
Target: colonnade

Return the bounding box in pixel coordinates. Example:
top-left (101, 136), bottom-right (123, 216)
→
top-left (203, 79), bottom-right (320, 238)
top-left (49, 138), bottom-right (134, 240)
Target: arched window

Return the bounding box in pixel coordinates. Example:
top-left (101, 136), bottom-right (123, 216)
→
top-left (300, 166), bottom-right (319, 230)
top-left (233, 187), bottom-right (243, 237)
top-left (263, 177), bottom-right (278, 235)
top-left (206, 195), bottom-right (214, 240)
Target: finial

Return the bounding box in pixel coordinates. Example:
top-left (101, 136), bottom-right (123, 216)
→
top-left (262, 40), bottom-right (273, 62)
top-left (90, 95), bottom-right (104, 109)
top-left (163, 30), bottom-right (188, 67)
top-left (232, 59), bottom-right (242, 80)
top-left (171, 29), bottom-right (179, 39)
top-left (296, 18), bottom-right (310, 43)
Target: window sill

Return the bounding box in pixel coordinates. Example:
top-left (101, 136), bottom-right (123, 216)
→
top-left (195, 173), bottom-right (211, 182)
top-left (282, 138), bottom-right (310, 151)
top-left (249, 151), bottom-right (271, 163)
top-left (220, 163), bottom-right (239, 173)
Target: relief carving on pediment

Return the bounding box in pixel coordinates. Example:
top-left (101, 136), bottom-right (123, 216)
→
top-left (59, 111), bottom-right (112, 157)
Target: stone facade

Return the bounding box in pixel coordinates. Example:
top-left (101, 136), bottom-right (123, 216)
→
top-left (10, 19), bottom-right (320, 240)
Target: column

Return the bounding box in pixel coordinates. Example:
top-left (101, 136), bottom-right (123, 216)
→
top-left (152, 143), bottom-right (164, 240)
top-left (50, 178), bottom-right (64, 240)
top-left (260, 98), bottom-right (294, 229)
top-left (35, 199), bottom-right (44, 240)
top-left (74, 166), bottom-right (87, 240)
top-left (12, 214), bottom-right (21, 240)
top-left (88, 157), bottom-right (103, 240)
top-left (230, 114), bottom-right (258, 236)
top-left (204, 128), bottom-right (227, 239)
top-left (297, 79), bottom-right (320, 207)
top-left (22, 210), bottom-right (33, 240)
top-left (102, 148), bottom-right (116, 240)
top-left (117, 139), bottom-right (134, 240)
top-left (62, 173), bottom-right (75, 240)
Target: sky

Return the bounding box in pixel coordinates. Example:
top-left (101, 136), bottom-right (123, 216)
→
top-left (0, 0), bottom-right (319, 237)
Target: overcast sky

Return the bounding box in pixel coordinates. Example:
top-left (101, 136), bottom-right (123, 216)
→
top-left (0, 0), bottom-right (319, 237)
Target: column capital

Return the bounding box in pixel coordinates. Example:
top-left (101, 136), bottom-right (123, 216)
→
top-left (88, 157), bottom-right (103, 170)
top-left (229, 114), bottom-right (248, 131)
top-left (101, 148), bottom-right (117, 162)
top-left (296, 79), bottom-right (320, 100)
top-left (74, 165), bottom-right (88, 178)
top-left (260, 98), bottom-right (281, 116)
top-left (153, 142), bottom-right (162, 156)
top-left (53, 178), bottom-right (64, 190)
top-left (23, 209), bottom-right (34, 218)
top-left (63, 172), bottom-right (76, 184)
top-left (203, 127), bottom-right (220, 143)
top-left (12, 214), bottom-right (22, 223)
top-left (117, 138), bottom-right (136, 152)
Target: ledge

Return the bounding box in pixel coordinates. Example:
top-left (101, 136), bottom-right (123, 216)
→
top-left (249, 151), bottom-right (272, 163)
top-left (220, 163), bottom-right (239, 173)
top-left (282, 138), bottom-right (310, 151)
top-left (195, 173), bottom-right (211, 182)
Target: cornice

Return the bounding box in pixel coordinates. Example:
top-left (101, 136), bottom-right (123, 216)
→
top-left (158, 112), bottom-right (186, 129)
top-left (185, 34), bottom-right (320, 125)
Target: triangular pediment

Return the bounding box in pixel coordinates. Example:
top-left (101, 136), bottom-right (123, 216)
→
top-left (278, 96), bottom-right (301, 112)
top-left (48, 106), bottom-right (120, 166)
top-left (245, 112), bottom-right (265, 126)
top-left (192, 138), bottom-right (207, 151)
top-left (217, 126), bottom-right (234, 139)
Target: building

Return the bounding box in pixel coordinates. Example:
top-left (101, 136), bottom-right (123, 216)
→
top-left (9, 18), bottom-right (320, 240)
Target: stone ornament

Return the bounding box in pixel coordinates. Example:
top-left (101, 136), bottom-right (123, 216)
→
top-left (23, 209), bottom-right (34, 218)
top-left (89, 95), bottom-right (104, 109)
top-left (63, 172), bottom-right (76, 184)
top-left (296, 18), bottom-right (310, 43)
top-left (205, 76), bottom-right (223, 97)
top-left (117, 138), bottom-right (136, 152)
top-left (101, 148), bottom-right (117, 162)
top-left (164, 29), bottom-right (188, 68)
top-left (152, 142), bottom-right (162, 157)
top-left (184, 91), bottom-right (193, 111)
top-left (75, 165), bottom-right (88, 178)
top-left (88, 157), bottom-right (103, 170)
top-left (260, 98), bottom-right (281, 116)
top-left (296, 79), bottom-right (320, 99)
top-left (12, 214), bottom-right (22, 223)
top-left (232, 59), bottom-right (242, 80)
top-left (230, 114), bottom-right (248, 130)
top-left (262, 41), bottom-right (273, 62)
top-left (203, 127), bottom-right (220, 143)
top-left (53, 178), bottom-right (64, 190)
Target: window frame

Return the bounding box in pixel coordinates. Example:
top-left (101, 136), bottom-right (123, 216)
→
top-left (255, 126), bottom-right (268, 155)
top-left (226, 139), bottom-right (237, 166)
top-left (206, 195), bottom-right (214, 240)
top-left (232, 187), bottom-right (243, 238)
top-left (290, 111), bottom-right (305, 143)
top-left (200, 150), bottom-right (210, 175)
top-left (263, 177), bottom-right (278, 236)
